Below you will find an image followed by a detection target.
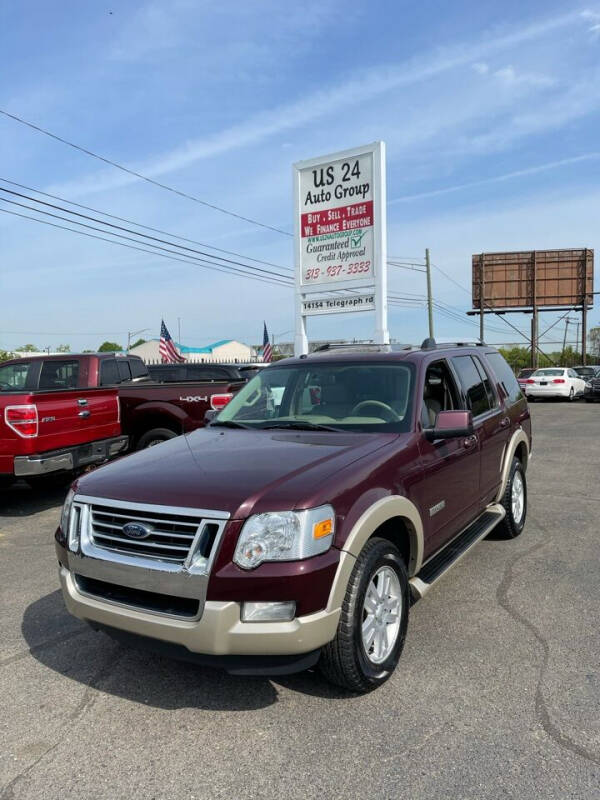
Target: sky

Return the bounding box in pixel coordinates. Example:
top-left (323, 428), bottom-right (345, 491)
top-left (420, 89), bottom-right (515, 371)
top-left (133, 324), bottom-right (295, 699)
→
top-left (1, 0), bottom-right (599, 353)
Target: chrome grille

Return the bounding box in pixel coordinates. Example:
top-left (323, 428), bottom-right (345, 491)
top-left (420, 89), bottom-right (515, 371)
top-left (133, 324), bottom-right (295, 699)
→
top-left (89, 503), bottom-right (220, 565)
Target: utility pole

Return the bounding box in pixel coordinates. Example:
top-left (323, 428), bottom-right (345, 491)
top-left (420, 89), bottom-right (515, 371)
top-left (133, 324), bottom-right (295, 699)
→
top-left (561, 318), bottom-right (570, 366)
top-left (479, 252), bottom-right (485, 343)
top-left (575, 321), bottom-right (581, 364)
top-left (425, 248), bottom-right (434, 339)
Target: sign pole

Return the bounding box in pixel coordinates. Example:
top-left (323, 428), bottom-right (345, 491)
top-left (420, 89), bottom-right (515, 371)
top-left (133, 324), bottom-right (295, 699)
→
top-left (373, 141), bottom-right (389, 344)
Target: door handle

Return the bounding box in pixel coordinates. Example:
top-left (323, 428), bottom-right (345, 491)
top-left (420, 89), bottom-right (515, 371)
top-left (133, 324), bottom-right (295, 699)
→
top-left (500, 416), bottom-right (510, 429)
top-left (463, 434), bottom-right (477, 449)
top-left (77, 398), bottom-right (88, 406)
top-left (78, 410), bottom-right (91, 418)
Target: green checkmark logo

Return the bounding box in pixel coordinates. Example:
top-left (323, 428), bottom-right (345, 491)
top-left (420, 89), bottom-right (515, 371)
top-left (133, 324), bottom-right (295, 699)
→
top-left (351, 231), bottom-right (366, 247)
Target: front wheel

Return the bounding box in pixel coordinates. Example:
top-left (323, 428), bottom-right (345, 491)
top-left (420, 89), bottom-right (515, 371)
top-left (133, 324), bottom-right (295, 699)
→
top-left (497, 457), bottom-right (527, 539)
top-left (319, 538), bottom-right (410, 693)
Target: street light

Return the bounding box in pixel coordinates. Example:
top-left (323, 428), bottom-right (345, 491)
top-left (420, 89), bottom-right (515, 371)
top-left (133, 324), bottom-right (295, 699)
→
top-left (127, 328), bottom-right (151, 351)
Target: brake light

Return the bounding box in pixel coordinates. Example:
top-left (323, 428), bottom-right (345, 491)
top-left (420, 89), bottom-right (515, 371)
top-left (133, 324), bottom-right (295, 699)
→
top-left (210, 393), bottom-right (233, 411)
top-left (4, 404), bottom-right (39, 437)
top-left (552, 378), bottom-right (565, 384)
top-left (526, 379), bottom-right (535, 384)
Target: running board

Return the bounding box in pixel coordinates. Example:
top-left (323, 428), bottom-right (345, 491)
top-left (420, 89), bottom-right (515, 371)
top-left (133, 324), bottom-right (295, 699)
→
top-left (409, 504), bottom-right (505, 600)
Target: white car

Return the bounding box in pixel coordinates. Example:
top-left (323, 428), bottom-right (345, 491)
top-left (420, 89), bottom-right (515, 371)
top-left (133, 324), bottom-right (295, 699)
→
top-left (524, 367), bottom-right (587, 401)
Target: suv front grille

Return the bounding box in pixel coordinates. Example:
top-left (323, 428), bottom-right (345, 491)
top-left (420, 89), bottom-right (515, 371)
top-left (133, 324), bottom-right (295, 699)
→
top-left (88, 502), bottom-right (221, 565)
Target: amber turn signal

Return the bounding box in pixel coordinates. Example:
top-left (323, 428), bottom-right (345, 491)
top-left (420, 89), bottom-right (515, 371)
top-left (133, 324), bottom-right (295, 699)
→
top-left (313, 518), bottom-right (333, 539)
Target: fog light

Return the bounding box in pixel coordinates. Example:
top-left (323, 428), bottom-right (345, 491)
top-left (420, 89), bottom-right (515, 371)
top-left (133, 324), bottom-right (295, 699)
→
top-left (241, 601), bottom-right (296, 622)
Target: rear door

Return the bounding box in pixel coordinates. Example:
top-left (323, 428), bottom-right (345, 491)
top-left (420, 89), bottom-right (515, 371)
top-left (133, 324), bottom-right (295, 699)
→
top-left (450, 354), bottom-right (509, 506)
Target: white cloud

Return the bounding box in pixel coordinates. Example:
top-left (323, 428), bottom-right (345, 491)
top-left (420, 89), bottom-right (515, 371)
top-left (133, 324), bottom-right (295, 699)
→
top-left (47, 8), bottom-right (588, 201)
top-left (493, 65), bottom-right (554, 87)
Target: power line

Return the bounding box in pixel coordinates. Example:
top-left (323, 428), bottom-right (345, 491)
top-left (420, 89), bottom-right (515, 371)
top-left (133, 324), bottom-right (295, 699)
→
top-left (0, 208), bottom-right (293, 290)
top-left (0, 187), bottom-right (292, 280)
top-left (0, 178), bottom-right (293, 272)
top-left (0, 108), bottom-right (292, 237)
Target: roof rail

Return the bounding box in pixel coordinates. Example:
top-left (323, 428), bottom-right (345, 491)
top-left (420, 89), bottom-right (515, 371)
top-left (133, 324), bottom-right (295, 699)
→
top-left (420, 337), bottom-right (486, 350)
top-left (311, 342), bottom-right (413, 354)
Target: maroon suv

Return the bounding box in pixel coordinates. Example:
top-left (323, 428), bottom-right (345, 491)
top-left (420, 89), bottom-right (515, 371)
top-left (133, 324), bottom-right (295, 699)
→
top-left (56, 340), bottom-right (532, 692)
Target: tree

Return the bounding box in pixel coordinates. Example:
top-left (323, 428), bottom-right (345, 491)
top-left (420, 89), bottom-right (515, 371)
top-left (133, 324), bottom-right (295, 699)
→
top-left (56, 344), bottom-right (71, 353)
top-left (16, 344), bottom-right (38, 352)
top-left (498, 346), bottom-right (530, 372)
top-left (130, 338), bottom-right (147, 349)
top-left (98, 341), bottom-right (123, 352)
top-left (0, 350), bottom-right (12, 363)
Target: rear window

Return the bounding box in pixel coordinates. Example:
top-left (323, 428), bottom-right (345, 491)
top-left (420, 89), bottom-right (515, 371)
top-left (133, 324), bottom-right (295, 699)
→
top-left (533, 369), bottom-right (564, 377)
top-left (486, 351), bottom-right (523, 403)
top-left (39, 359), bottom-right (80, 390)
top-left (129, 358), bottom-right (148, 379)
top-left (99, 360), bottom-right (120, 386)
top-left (0, 362), bottom-right (32, 391)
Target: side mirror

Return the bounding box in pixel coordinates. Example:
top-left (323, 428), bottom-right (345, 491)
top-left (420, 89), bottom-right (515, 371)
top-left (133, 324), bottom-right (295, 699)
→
top-left (204, 409), bottom-right (216, 424)
top-left (424, 410), bottom-right (473, 441)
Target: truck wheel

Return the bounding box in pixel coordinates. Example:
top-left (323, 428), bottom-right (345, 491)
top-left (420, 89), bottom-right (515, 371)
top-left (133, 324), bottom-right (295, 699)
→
top-left (498, 457), bottom-right (527, 539)
top-left (319, 537), bottom-right (410, 693)
top-left (136, 428), bottom-right (178, 450)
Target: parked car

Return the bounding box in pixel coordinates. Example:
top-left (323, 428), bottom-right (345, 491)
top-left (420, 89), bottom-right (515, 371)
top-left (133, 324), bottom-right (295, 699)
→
top-left (147, 363), bottom-right (244, 383)
top-left (584, 372), bottom-right (600, 402)
top-left (572, 365), bottom-right (600, 380)
top-left (0, 354), bottom-right (244, 485)
top-left (516, 368), bottom-right (535, 390)
top-left (56, 339), bottom-right (531, 692)
top-left (524, 367), bottom-right (587, 401)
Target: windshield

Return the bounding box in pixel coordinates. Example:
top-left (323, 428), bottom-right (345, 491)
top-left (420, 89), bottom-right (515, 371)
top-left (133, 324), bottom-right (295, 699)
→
top-left (0, 362), bottom-right (32, 391)
top-left (215, 361), bottom-right (415, 432)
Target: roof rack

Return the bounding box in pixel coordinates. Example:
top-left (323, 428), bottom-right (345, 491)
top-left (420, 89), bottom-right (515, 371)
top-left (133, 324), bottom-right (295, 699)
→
top-left (421, 337), bottom-right (486, 350)
top-left (311, 343), bottom-right (413, 354)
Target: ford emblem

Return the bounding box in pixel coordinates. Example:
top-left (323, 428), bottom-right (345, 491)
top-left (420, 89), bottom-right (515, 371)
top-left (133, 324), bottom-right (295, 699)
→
top-left (122, 522), bottom-right (152, 540)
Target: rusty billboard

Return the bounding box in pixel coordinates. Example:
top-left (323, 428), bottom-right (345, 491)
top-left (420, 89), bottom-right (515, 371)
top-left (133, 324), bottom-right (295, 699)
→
top-left (472, 248), bottom-right (594, 309)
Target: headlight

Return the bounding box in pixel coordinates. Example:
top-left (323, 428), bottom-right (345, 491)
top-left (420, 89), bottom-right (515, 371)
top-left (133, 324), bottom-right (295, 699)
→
top-left (233, 505), bottom-right (335, 570)
top-left (60, 488), bottom-right (75, 536)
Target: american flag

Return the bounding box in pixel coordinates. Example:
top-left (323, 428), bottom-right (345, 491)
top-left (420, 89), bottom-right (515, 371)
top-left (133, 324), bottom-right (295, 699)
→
top-left (262, 322), bottom-right (273, 363)
top-left (159, 320), bottom-right (185, 363)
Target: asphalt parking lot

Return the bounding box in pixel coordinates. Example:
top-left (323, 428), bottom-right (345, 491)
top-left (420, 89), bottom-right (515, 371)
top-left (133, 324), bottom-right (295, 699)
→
top-left (1, 402), bottom-right (599, 800)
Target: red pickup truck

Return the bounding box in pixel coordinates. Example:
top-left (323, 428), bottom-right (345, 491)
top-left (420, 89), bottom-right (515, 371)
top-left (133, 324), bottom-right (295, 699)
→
top-left (0, 353), bottom-right (243, 485)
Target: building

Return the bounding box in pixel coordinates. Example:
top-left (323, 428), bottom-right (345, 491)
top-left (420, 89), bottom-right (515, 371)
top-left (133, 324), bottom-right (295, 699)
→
top-left (129, 338), bottom-right (256, 364)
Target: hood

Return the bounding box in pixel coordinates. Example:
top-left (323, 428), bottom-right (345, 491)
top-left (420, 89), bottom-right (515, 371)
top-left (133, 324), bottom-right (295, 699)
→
top-left (76, 426), bottom-right (397, 518)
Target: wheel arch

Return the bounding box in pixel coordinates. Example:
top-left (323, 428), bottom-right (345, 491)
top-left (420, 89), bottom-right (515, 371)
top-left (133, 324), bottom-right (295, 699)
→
top-left (496, 428), bottom-right (530, 503)
top-left (327, 496), bottom-right (424, 612)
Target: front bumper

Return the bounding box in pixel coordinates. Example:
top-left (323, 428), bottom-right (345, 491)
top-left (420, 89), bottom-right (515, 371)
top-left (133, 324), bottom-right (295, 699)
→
top-left (56, 549), bottom-right (341, 659)
top-left (14, 435), bottom-right (129, 477)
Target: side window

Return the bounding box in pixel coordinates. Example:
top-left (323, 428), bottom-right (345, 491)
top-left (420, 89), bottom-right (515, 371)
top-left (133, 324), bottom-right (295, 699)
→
top-left (39, 360), bottom-right (80, 390)
top-left (485, 352), bottom-right (522, 403)
top-left (472, 355), bottom-right (498, 409)
top-left (129, 358), bottom-right (148, 379)
top-left (567, 369), bottom-right (577, 378)
top-left (451, 355), bottom-right (491, 417)
top-left (117, 360), bottom-right (132, 382)
top-left (421, 360), bottom-right (460, 427)
top-left (99, 360), bottom-right (120, 386)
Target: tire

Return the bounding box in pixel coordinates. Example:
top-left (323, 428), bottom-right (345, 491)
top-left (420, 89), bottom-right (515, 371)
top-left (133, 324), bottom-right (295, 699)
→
top-left (567, 387), bottom-right (575, 402)
top-left (497, 457), bottom-right (527, 539)
top-left (319, 537), bottom-right (410, 693)
top-left (136, 428), bottom-right (179, 450)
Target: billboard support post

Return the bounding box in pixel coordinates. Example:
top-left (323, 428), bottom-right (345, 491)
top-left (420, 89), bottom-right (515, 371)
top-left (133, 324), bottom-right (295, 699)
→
top-left (293, 142), bottom-right (388, 356)
top-left (582, 248), bottom-right (588, 365)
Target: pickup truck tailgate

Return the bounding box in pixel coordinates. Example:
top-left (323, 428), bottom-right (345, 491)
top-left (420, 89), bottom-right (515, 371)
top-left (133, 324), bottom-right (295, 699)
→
top-left (1, 388), bottom-right (121, 458)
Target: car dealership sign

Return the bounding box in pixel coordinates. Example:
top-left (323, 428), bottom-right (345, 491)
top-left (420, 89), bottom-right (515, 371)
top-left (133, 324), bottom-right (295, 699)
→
top-left (293, 142), bottom-right (388, 354)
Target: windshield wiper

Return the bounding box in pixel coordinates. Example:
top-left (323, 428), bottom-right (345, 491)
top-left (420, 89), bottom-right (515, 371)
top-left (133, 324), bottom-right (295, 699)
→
top-left (261, 421), bottom-right (343, 432)
top-left (210, 420), bottom-right (252, 429)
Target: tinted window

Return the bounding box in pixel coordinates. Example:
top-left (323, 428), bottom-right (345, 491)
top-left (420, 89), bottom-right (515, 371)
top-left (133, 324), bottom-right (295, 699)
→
top-left (0, 362), bottom-right (32, 391)
top-left (39, 359), bottom-right (80, 390)
top-left (129, 358), bottom-right (148, 378)
top-left (486, 352), bottom-right (523, 404)
top-left (117, 361), bottom-right (132, 381)
top-left (100, 360), bottom-right (120, 386)
top-left (451, 355), bottom-right (490, 416)
top-left (421, 360), bottom-right (460, 427)
top-left (472, 355), bottom-right (498, 409)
